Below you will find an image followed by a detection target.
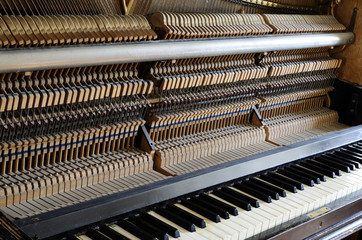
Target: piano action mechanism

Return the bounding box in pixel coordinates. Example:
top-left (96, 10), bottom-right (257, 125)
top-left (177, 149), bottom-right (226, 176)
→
top-left (0, 0), bottom-right (360, 239)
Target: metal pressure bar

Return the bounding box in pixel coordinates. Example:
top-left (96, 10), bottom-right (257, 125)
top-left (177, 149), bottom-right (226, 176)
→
top-left (0, 32), bottom-right (354, 73)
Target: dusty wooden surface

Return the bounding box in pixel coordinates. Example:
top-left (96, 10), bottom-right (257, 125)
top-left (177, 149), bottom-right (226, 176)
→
top-left (334, 0), bottom-right (362, 85)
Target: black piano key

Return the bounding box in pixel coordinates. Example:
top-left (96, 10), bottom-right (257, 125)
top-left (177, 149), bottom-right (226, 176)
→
top-left (314, 156), bottom-right (351, 173)
top-left (351, 146), bottom-right (362, 155)
top-left (117, 220), bottom-right (158, 240)
top-left (100, 225), bottom-right (131, 240)
top-left (351, 144), bottom-right (362, 154)
top-left (258, 174), bottom-right (297, 193)
top-left (220, 187), bottom-right (260, 208)
top-left (333, 151), bottom-right (362, 167)
top-left (190, 197), bottom-right (230, 219)
top-left (277, 169), bottom-right (314, 187)
top-left (249, 178), bottom-right (287, 197)
top-left (268, 172), bottom-right (304, 190)
top-left (306, 159), bottom-right (342, 176)
top-left (340, 148), bottom-right (362, 160)
top-left (181, 199), bottom-right (221, 223)
top-left (354, 145), bottom-right (362, 152)
top-left (289, 165), bottom-right (327, 182)
top-left (86, 229), bottom-right (112, 240)
top-left (344, 146), bottom-right (362, 155)
top-left (244, 180), bottom-right (280, 200)
top-left (128, 216), bottom-right (169, 240)
top-left (199, 194), bottom-right (238, 216)
top-left (166, 205), bottom-right (206, 228)
top-left (298, 161), bottom-right (336, 178)
top-left (350, 143), bottom-right (362, 149)
top-left (212, 190), bottom-right (252, 211)
top-left (351, 145), bottom-right (362, 157)
top-left (140, 213), bottom-right (180, 238)
top-left (323, 154), bottom-right (356, 170)
top-left (284, 166), bottom-right (321, 184)
top-left (332, 152), bottom-right (361, 168)
top-left (155, 208), bottom-right (196, 232)
top-left (233, 182), bottom-right (272, 203)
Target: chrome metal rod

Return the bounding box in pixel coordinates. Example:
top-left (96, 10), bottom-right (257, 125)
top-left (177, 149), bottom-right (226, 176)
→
top-left (0, 32), bottom-right (354, 73)
top-left (319, 217), bottom-right (362, 240)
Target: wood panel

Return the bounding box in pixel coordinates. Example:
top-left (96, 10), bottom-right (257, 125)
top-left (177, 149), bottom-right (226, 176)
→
top-left (334, 0), bottom-right (362, 85)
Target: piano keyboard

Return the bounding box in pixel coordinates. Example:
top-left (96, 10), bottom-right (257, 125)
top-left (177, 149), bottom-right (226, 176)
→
top-left (67, 140), bottom-right (362, 240)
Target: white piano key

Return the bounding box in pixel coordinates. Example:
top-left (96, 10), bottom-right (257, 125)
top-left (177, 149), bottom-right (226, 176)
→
top-left (76, 235), bottom-right (92, 240)
top-left (326, 177), bottom-right (352, 196)
top-left (282, 192), bottom-right (310, 214)
top-left (107, 224), bottom-right (141, 240)
top-left (227, 187), bottom-right (278, 231)
top-left (321, 178), bottom-right (347, 199)
top-left (268, 197), bottom-right (299, 220)
top-left (352, 168), bottom-right (362, 175)
top-left (276, 196), bottom-right (304, 218)
top-left (341, 172), bottom-right (362, 191)
top-left (299, 188), bottom-right (324, 208)
top-left (255, 202), bottom-right (284, 226)
top-left (309, 186), bottom-right (331, 206)
top-left (350, 169), bottom-right (362, 180)
top-left (234, 212), bottom-right (263, 238)
top-left (321, 178), bottom-right (349, 198)
top-left (242, 207), bottom-right (274, 235)
top-left (308, 185), bottom-right (333, 205)
top-left (218, 216), bottom-right (247, 240)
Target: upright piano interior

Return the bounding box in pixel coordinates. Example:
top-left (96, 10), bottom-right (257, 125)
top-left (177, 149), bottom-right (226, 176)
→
top-left (0, 0), bottom-right (360, 239)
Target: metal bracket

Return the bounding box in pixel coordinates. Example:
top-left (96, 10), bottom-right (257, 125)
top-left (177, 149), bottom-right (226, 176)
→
top-left (349, 8), bottom-right (358, 32)
top-left (251, 106), bottom-right (265, 127)
top-left (138, 125), bottom-right (156, 157)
